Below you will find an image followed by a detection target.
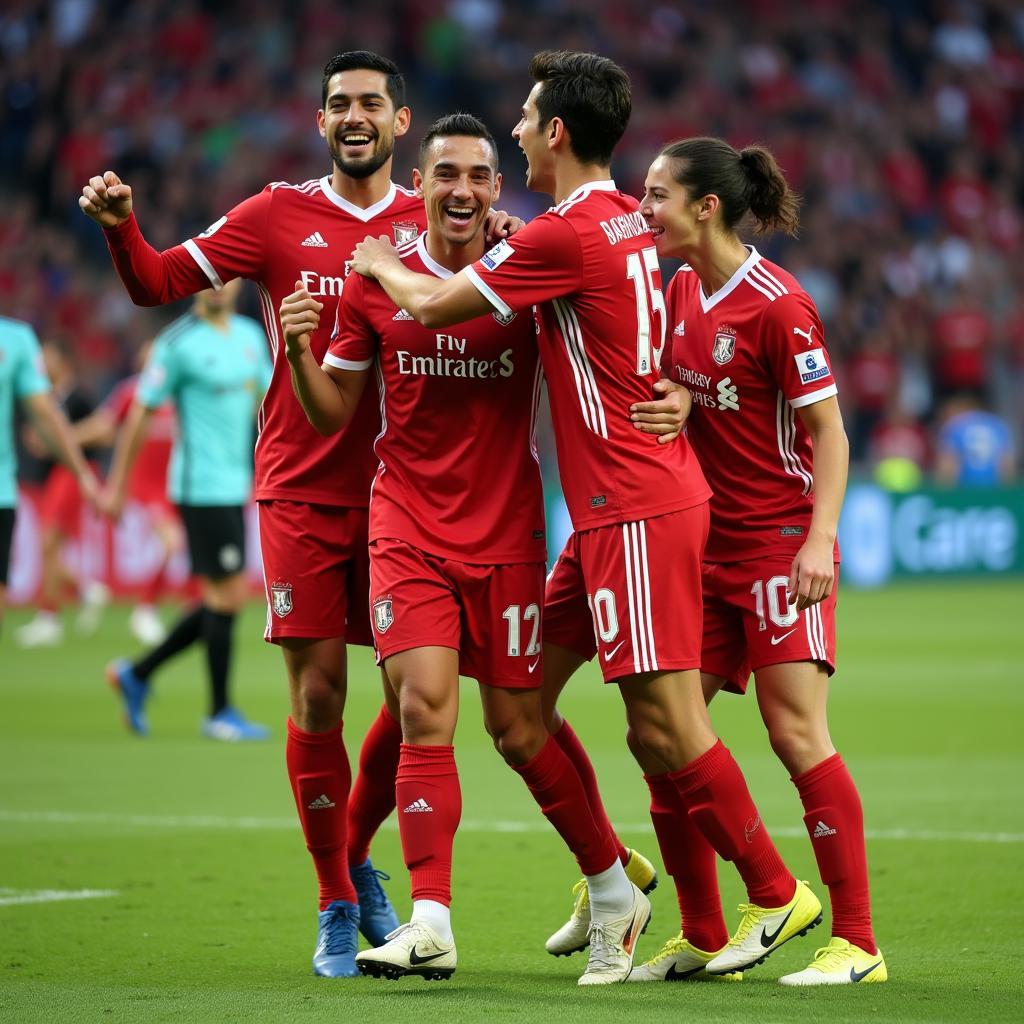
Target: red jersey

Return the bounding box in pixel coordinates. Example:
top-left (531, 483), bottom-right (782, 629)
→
top-left (464, 180), bottom-right (709, 532)
top-left (104, 375), bottom-right (175, 498)
top-left (327, 234), bottom-right (546, 565)
top-left (665, 248), bottom-right (839, 562)
top-left (105, 178), bottom-right (426, 507)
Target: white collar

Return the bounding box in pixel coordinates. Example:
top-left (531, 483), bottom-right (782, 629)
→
top-left (699, 245), bottom-right (761, 313)
top-left (415, 234), bottom-right (454, 280)
top-left (559, 178), bottom-right (618, 205)
top-left (318, 177), bottom-right (399, 222)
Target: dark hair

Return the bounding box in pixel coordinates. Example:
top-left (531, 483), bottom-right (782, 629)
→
top-left (528, 50), bottom-right (631, 166)
top-left (321, 50), bottom-right (405, 109)
top-left (418, 113), bottom-right (498, 170)
top-left (660, 136), bottom-right (800, 236)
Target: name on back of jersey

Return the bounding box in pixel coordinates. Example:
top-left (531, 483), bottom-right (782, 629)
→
top-left (599, 210), bottom-right (650, 245)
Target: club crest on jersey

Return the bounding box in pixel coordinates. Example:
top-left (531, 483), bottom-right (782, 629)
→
top-left (392, 221), bottom-right (419, 244)
top-left (373, 597), bottom-right (394, 634)
top-left (712, 329), bottom-right (736, 365)
top-left (492, 308), bottom-right (517, 325)
top-left (270, 581), bottom-right (293, 618)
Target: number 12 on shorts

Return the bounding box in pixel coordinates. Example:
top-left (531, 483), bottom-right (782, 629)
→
top-left (750, 576), bottom-right (798, 632)
top-left (502, 603), bottom-right (541, 657)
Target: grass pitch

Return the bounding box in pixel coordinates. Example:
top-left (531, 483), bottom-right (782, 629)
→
top-left (1, 581), bottom-right (1022, 1022)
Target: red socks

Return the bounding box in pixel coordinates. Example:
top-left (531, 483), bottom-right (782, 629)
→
top-left (554, 720), bottom-right (629, 866)
top-left (513, 735), bottom-right (619, 876)
top-left (671, 740), bottom-right (794, 909)
top-left (645, 772), bottom-right (728, 952)
top-left (396, 743), bottom-right (461, 905)
top-left (286, 717), bottom-right (356, 909)
top-left (793, 753), bottom-right (876, 954)
top-left (347, 705), bottom-right (403, 866)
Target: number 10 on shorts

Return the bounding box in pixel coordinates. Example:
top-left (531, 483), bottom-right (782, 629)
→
top-left (750, 576), bottom-right (798, 632)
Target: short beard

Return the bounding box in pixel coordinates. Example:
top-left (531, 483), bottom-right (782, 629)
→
top-left (331, 141), bottom-right (393, 180)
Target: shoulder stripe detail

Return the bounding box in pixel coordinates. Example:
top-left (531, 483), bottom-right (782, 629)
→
top-left (182, 239), bottom-right (224, 290)
top-left (552, 297), bottom-right (607, 439)
top-left (745, 274), bottom-right (777, 302)
top-left (753, 262), bottom-right (788, 294)
top-left (553, 192), bottom-right (589, 218)
top-left (775, 391), bottom-right (813, 495)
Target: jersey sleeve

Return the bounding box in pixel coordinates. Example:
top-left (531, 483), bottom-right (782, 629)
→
top-left (760, 292), bottom-right (838, 408)
top-left (182, 188), bottom-right (273, 289)
top-left (136, 335), bottom-right (179, 409)
top-left (325, 275), bottom-right (377, 371)
top-left (13, 325), bottom-right (50, 399)
top-left (463, 213), bottom-right (583, 318)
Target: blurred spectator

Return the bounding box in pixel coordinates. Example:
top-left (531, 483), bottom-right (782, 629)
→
top-left (935, 395), bottom-right (1015, 486)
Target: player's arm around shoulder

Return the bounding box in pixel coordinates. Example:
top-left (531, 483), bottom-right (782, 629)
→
top-left (279, 281), bottom-right (367, 435)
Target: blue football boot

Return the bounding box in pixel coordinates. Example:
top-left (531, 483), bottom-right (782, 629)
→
top-left (350, 858), bottom-right (401, 947)
top-left (313, 900), bottom-right (360, 977)
top-left (105, 659), bottom-right (150, 736)
top-left (201, 707), bottom-right (270, 742)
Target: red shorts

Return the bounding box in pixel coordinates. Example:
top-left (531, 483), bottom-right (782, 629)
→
top-left (544, 504), bottom-right (708, 683)
top-left (258, 500), bottom-right (372, 646)
top-left (702, 558), bottom-right (838, 695)
top-left (369, 538), bottom-right (546, 689)
top-left (38, 465), bottom-right (83, 536)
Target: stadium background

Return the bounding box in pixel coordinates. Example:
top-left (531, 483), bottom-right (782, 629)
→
top-left (1, 1), bottom-right (1022, 1021)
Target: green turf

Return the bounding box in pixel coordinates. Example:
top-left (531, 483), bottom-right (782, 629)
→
top-left (1, 581), bottom-right (1022, 1022)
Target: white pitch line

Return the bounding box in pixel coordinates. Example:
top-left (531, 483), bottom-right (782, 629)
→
top-left (0, 809), bottom-right (1021, 844)
top-left (0, 888), bottom-right (118, 907)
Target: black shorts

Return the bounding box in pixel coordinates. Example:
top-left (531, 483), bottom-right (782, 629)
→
top-left (177, 505), bottom-right (246, 580)
top-left (0, 507), bottom-right (14, 586)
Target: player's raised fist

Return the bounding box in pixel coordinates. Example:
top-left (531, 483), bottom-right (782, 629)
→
top-left (280, 283), bottom-right (323, 358)
top-left (350, 235), bottom-right (399, 279)
top-left (78, 171), bottom-right (133, 228)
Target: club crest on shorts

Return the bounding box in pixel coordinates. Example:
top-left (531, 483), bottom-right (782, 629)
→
top-left (712, 329), bottom-right (736, 365)
top-left (373, 597), bottom-right (394, 634)
top-left (392, 221), bottom-right (419, 245)
top-left (270, 581), bottom-right (293, 618)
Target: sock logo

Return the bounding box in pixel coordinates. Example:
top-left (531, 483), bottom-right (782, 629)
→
top-left (307, 794), bottom-right (335, 810)
top-left (813, 820), bottom-right (838, 837)
top-left (744, 815), bottom-right (761, 843)
top-left (403, 798), bottom-right (433, 813)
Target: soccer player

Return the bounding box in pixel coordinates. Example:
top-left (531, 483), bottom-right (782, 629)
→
top-left (627, 136), bottom-right (886, 985)
top-left (281, 113), bottom-right (648, 986)
top-left (79, 50), bottom-right (518, 978)
top-left (15, 340), bottom-right (109, 646)
top-left (74, 340), bottom-right (181, 645)
top-left (0, 317), bottom-right (98, 630)
top-left (350, 51), bottom-right (820, 984)
top-left (102, 280), bottom-right (272, 742)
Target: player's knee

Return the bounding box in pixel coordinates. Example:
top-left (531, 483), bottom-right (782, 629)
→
top-left (487, 715), bottom-right (545, 767)
top-left (767, 719), bottom-right (830, 775)
top-left (398, 690), bottom-right (448, 742)
top-left (629, 718), bottom-right (678, 768)
top-left (292, 665), bottom-right (342, 730)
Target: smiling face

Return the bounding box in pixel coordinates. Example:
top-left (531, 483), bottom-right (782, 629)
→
top-left (415, 134), bottom-right (500, 248)
top-left (512, 82), bottom-right (555, 195)
top-left (318, 68), bottom-right (410, 180)
top-left (640, 154), bottom-right (707, 259)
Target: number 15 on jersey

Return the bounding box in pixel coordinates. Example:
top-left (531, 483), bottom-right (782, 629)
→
top-left (626, 246), bottom-right (666, 376)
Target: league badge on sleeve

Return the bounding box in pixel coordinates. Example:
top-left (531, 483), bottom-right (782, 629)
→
top-left (481, 239), bottom-right (515, 271)
top-left (270, 581), bottom-right (293, 618)
top-left (372, 596), bottom-right (394, 634)
top-left (712, 330), bottom-right (736, 365)
top-left (795, 349), bottom-right (832, 385)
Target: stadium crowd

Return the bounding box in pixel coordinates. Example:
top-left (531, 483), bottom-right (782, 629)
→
top-left (1, 0), bottom-right (1022, 473)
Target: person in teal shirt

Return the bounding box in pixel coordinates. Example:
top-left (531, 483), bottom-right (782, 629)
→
top-left (103, 280), bottom-right (272, 741)
top-left (0, 316), bottom-right (98, 629)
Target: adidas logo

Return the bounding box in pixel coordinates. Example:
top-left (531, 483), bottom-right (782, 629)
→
top-left (307, 794), bottom-right (336, 810)
top-left (403, 798), bottom-right (433, 814)
top-left (301, 232), bottom-right (328, 247)
top-left (673, 320), bottom-right (686, 336)
top-left (392, 309), bottom-right (415, 321)
top-left (813, 820), bottom-right (838, 838)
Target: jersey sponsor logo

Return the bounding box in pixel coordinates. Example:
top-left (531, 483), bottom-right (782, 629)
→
top-left (298, 270), bottom-right (344, 297)
top-left (716, 377), bottom-right (739, 411)
top-left (270, 581), bottom-right (293, 618)
top-left (712, 328), bottom-right (736, 365)
top-left (373, 597), bottom-right (394, 634)
top-left (795, 348), bottom-right (831, 385)
top-left (673, 319), bottom-right (686, 336)
top-left (395, 333), bottom-right (516, 380)
top-left (198, 216), bottom-right (227, 239)
top-left (392, 221), bottom-right (419, 244)
top-left (480, 239), bottom-right (515, 270)
top-left (793, 324), bottom-right (818, 345)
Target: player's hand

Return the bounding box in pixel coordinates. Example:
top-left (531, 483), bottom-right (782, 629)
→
top-left (78, 171), bottom-right (134, 228)
top-left (97, 484), bottom-right (124, 523)
top-left (629, 379), bottom-right (691, 444)
top-left (788, 534), bottom-right (835, 611)
top-left (351, 235), bottom-right (399, 279)
top-left (279, 283), bottom-right (322, 358)
top-left (77, 470), bottom-right (101, 514)
top-left (485, 208), bottom-right (525, 245)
